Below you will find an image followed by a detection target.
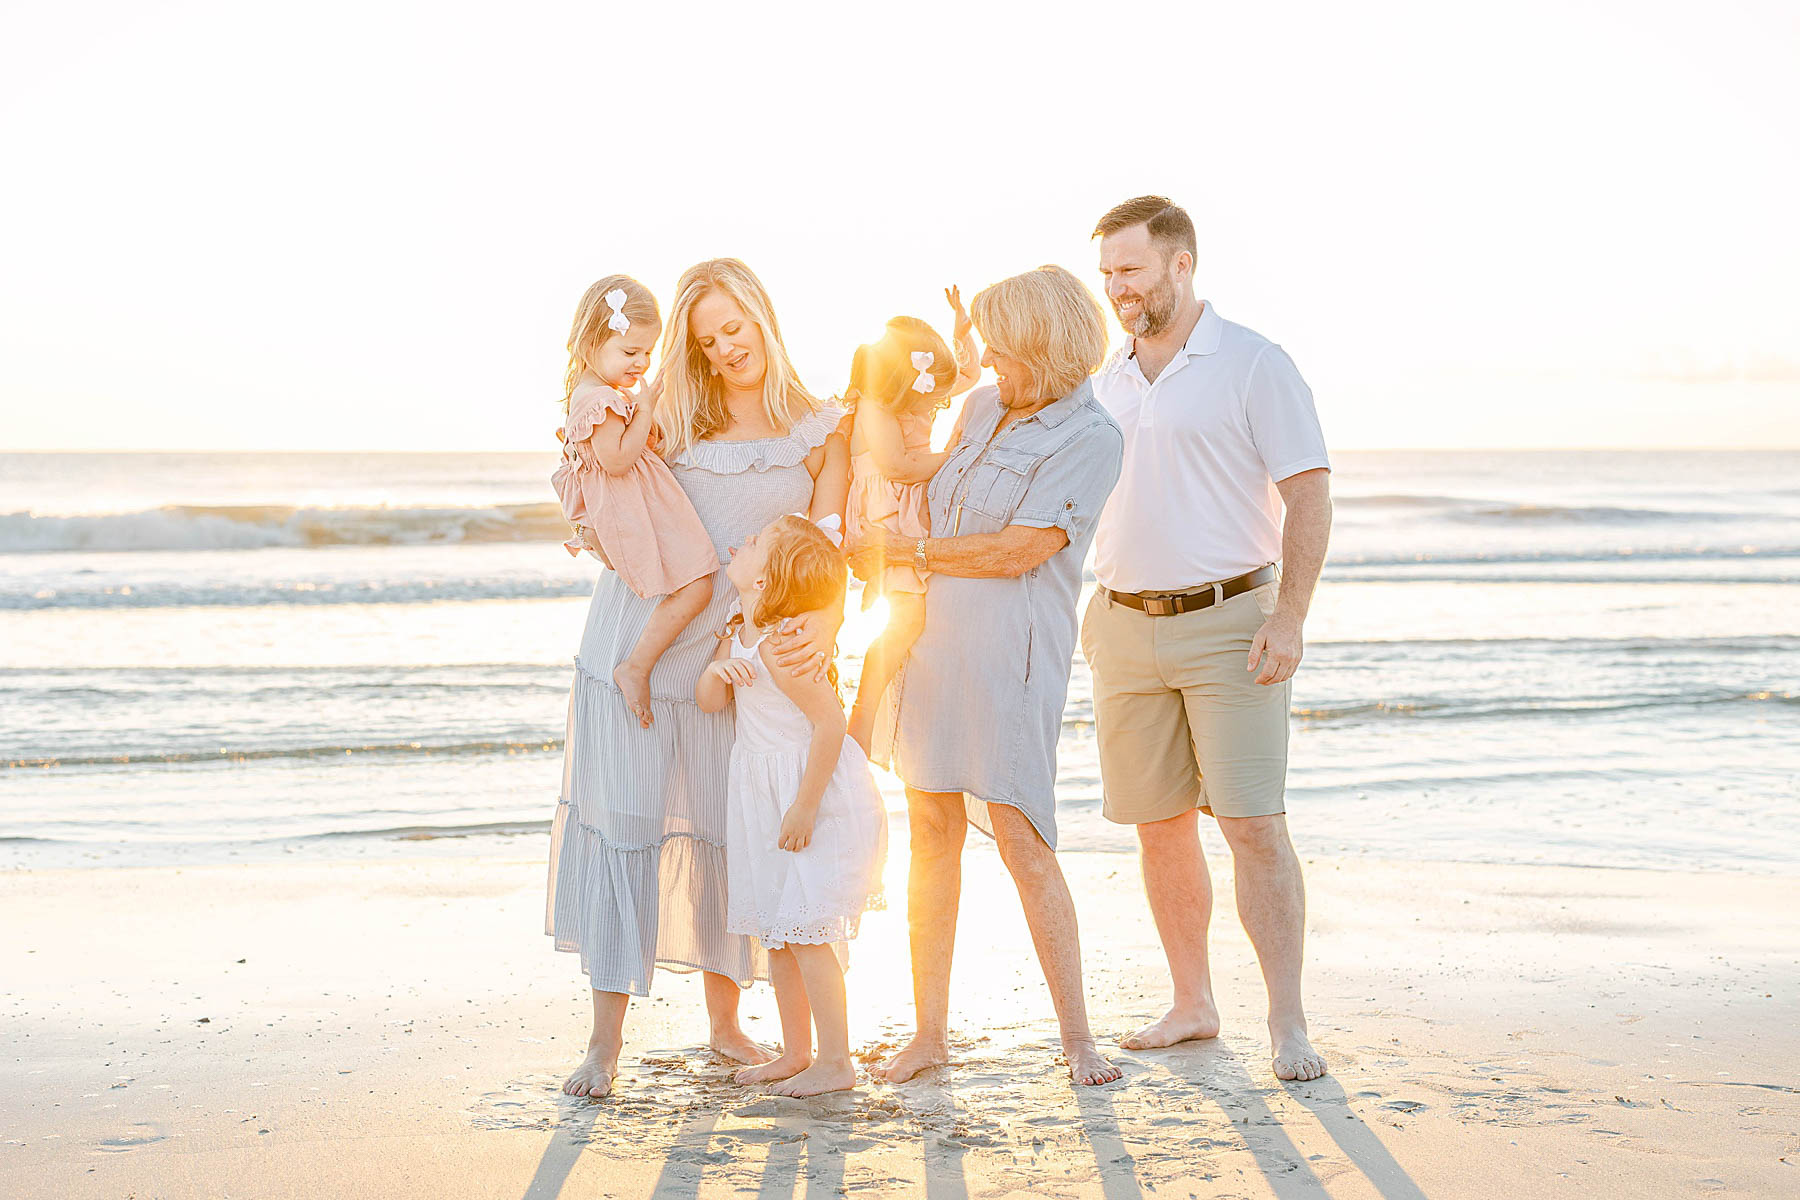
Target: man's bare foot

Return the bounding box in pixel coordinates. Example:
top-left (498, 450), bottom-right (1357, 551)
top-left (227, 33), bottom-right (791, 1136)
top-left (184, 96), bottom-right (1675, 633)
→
top-left (563, 1043), bottom-right (620, 1099)
top-left (710, 1028), bottom-right (777, 1065)
top-left (1120, 1002), bottom-right (1221, 1050)
top-left (1271, 1027), bottom-right (1328, 1082)
top-left (613, 661), bottom-right (653, 728)
top-left (768, 1059), bottom-right (857, 1097)
top-left (873, 1035), bottom-right (949, 1083)
top-left (734, 1051), bottom-right (809, 1085)
top-left (1063, 1036), bottom-right (1122, 1087)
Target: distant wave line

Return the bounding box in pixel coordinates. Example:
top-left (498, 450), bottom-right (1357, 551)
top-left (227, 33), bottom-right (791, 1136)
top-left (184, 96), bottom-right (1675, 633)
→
top-left (5, 738), bottom-right (565, 770)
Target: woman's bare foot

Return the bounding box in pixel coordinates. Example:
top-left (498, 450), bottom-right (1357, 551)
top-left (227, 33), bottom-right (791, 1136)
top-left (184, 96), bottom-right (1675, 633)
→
top-left (563, 1043), bottom-right (620, 1099)
top-left (1063, 1036), bottom-right (1122, 1087)
top-left (1271, 1026), bottom-right (1328, 1081)
top-left (710, 1028), bottom-right (777, 1066)
top-left (1120, 1001), bottom-right (1221, 1050)
top-left (768, 1059), bottom-right (857, 1097)
top-left (613, 661), bottom-right (654, 728)
top-left (874, 1034), bottom-right (949, 1083)
top-left (734, 1051), bottom-right (809, 1085)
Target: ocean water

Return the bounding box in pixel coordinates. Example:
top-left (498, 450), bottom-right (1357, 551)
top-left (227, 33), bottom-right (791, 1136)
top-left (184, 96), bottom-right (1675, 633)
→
top-left (2, 450), bottom-right (1796, 873)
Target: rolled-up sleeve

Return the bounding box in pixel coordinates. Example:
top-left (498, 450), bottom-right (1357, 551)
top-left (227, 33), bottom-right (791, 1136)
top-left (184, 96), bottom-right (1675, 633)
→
top-left (1012, 421), bottom-right (1125, 543)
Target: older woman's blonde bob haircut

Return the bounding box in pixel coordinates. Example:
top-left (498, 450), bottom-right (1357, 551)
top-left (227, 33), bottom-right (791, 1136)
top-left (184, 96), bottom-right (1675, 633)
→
top-left (657, 258), bottom-right (819, 458)
top-left (970, 265), bottom-right (1109, 402)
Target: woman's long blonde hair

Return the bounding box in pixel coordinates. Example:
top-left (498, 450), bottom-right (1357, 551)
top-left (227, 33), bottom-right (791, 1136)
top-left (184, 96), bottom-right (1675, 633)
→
top-left (656, 259), bottom-right (818, 458)
top-left (563, 275), bottom-right (659, 414)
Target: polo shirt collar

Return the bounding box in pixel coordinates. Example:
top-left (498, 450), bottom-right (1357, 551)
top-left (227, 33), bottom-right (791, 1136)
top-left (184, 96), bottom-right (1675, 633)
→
top-left (1104, 300), bottom-right (1222, 383)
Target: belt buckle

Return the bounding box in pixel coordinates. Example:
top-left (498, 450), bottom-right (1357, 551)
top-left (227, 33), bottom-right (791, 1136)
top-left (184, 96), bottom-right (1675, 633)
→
top-left (1143, 594), bottom-right (1175, 617)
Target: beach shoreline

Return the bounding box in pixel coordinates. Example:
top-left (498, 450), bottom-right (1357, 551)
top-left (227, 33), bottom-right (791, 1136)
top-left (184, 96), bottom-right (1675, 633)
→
top-left (4, 846), bottom-right (1793, 1198)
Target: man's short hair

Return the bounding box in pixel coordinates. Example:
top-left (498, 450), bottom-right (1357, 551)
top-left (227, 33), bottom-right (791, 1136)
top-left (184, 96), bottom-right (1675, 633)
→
top-left (1092, 195), bottom-right (1197, 265)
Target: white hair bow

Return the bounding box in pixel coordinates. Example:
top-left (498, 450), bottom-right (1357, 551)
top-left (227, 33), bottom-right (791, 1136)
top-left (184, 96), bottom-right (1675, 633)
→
top-left (910, 350), bottom-right (936, 394)
top-left (603, 288), bottom-right (631, 335)
top-left (793, 512), bottom-right (844, 548)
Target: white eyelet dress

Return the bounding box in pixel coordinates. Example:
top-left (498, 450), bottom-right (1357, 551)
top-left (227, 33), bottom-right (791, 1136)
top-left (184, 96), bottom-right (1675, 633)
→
top-left (545, 403), bottom-right (844, 996)
top-left (723, 630), bottom-right (887, 951)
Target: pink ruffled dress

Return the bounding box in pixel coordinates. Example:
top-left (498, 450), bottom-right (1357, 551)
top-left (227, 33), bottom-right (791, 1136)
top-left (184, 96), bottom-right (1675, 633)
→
top-left (551, 374), bottom-right (718, 599)
top-left (846, 409), bottom-right (934, 600)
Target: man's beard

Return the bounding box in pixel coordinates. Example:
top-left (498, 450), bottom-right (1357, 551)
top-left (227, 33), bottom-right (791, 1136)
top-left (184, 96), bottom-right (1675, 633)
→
top-left (1120, 270), bottom-right (1178, 337)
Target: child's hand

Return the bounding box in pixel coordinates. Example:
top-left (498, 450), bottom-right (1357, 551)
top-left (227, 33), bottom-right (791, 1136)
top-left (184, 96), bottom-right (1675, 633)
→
top-left (945, 285), bottom-right (973, 349)
top-left (777, 804), bottom-right (817, 852)
top-left (706, 658), bottom-right (756, 689)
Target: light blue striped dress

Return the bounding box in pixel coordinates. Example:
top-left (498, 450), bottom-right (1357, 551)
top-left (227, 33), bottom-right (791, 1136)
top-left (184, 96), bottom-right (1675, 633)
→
top-left (545, 403), bottom-right (844, 995)
top-left (887, 382), bottom-right (1123, 850)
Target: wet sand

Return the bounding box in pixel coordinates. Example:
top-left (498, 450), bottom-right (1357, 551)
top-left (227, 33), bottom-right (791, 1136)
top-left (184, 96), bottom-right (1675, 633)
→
top-left (3, 844), bottom-right (1795, 1198)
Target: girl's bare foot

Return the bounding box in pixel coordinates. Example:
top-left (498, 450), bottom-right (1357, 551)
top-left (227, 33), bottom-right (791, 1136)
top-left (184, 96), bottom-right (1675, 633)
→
top-left (734, 1051), bottom-right (810, 1085)
top-left (613, 661), bottom-right (653, 728)
top-left (874, 1034), bottom-right (949, 1083)
top-left (1063, 1036), bottom-right (1122, 1087)
top-left (564, 1043), bottom-right (620, 1099)
top-left (710, 1028), bottom-right (776, 1065)
top-left (768, 1059), bottom-right (857, 1097)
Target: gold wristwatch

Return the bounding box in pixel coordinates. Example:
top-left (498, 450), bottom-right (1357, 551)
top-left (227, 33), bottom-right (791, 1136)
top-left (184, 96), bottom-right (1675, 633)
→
top-left (913, 537), bottom-right (928, 574)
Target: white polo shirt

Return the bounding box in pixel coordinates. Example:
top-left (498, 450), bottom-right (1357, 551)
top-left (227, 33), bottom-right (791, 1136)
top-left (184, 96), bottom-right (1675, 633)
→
top-left (1090, 302), bottom-right (1329, 592)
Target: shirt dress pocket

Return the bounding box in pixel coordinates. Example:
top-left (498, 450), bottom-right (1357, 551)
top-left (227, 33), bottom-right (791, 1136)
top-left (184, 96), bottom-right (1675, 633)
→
top-left (964, 445), bottom-right (1046, 524)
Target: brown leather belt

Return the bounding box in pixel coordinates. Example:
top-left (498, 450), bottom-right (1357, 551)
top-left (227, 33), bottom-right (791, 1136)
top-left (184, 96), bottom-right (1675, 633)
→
top-left (1099, 564), bottom-right (1278, 617)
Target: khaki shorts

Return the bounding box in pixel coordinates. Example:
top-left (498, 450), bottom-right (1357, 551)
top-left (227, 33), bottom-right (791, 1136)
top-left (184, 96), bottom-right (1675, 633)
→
top-left (1079, 582), bottom-right (1290, 823)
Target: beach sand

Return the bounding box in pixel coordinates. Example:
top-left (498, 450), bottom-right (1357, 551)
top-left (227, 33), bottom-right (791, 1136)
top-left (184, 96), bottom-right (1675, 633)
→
top-left (3, 843), bottom-right (1794, 1199)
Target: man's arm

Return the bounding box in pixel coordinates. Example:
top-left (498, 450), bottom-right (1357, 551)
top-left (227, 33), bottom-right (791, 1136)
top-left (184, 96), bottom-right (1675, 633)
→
top-left (1248, 467), bottom-right (1332, 685)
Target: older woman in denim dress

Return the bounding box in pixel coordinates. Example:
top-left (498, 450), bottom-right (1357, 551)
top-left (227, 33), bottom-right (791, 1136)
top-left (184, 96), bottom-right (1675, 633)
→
top-left (848, 265), bottom-right (1124, 1087)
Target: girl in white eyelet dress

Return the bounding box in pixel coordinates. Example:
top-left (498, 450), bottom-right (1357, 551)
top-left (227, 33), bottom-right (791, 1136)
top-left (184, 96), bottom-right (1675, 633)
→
top-left (696, 513), bottom-right (886, 1097)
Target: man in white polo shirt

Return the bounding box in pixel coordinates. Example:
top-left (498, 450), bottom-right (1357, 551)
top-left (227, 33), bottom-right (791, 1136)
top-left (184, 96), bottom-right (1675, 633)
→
top-left (1082, 195), bottom-right (1333, 1082)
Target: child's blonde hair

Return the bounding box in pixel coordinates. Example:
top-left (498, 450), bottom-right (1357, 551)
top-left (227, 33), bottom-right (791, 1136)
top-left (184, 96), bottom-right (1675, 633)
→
top-left (564, 275), bottom-right (660, 413)
top-left (728, 515), bottom-right (848, 688)
top-left (657, 259), bottom-right (819, 457)
top-left (846, 316), bottom-right (958, 418)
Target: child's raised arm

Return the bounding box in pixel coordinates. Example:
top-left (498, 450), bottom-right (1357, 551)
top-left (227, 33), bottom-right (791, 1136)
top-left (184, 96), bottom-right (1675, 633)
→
top-left (945, 285), bottom-right (982, 398)
top-left (858, 403), bottom-right (947, 486)
top-left (758, 642), bottom-right (849, 852)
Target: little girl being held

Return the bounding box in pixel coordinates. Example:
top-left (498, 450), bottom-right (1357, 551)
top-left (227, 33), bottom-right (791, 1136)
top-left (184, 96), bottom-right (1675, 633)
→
top-left (697, 514), bottom-right (887, 1097)
top-left (843, 289), bottom-right (981, 754)
top-left (553, 275), bottom-right (720, 728)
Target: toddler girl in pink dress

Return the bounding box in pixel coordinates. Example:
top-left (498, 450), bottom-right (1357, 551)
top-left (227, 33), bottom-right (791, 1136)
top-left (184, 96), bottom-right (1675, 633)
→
top-left (553, 275), bottom-right (718, 727)
top-left (843, 290), bottom-right (981, 754)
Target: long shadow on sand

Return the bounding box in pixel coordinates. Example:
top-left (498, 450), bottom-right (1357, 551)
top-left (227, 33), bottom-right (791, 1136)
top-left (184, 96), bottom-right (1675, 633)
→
top-left (1072, 1082), bottom-right (1145, 1200)
top-left (520, 1099), bottom-right (601, 1200)
top-left (1289, 1075), bottom-right (1429, 1200)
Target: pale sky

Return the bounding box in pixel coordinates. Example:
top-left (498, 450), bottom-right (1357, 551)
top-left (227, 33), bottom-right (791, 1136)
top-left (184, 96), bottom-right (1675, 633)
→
top-left (2, 0), bottom-right (1796, 451)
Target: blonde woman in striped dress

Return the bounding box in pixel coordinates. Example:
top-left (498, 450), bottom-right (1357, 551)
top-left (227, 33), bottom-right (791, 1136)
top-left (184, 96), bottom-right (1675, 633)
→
top-left (547, 259), bottom-right (850, 1099)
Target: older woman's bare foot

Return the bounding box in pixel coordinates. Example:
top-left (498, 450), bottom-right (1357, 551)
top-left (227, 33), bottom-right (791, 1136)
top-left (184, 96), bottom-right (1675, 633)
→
top-left (734, 1050), bottom-right (809, 1085)
top-left (710, 1028), bottom-right (776, 1066)
top-left (563, 1043), bottom-right (619, 1099)
top-left (1271, 1027), bottom-right (1328, 1081)
top-left (1064, 1036), bottom-right (1122, 1087)
top-left (874, 1035), bottom-right (949, 1083)
top-left (612, 661), bottom-right (654, 728)
top-left (768, 1060), bottom-right (856, 1097)
top-left (1120, 1002), bottom-right (1221, 1050)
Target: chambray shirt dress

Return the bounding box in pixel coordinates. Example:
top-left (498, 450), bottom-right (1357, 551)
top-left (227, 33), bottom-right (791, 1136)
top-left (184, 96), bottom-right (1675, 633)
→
top-left (887, 382), bottom-right (1124, 849)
